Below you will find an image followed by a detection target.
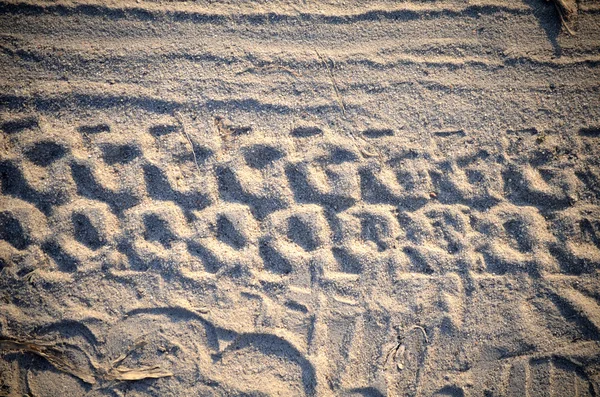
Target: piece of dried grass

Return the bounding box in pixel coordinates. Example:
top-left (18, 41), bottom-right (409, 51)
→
top-left (0, 335), bottom-right (173, 385)
top-left (549, 0), bottom-right (578, 35)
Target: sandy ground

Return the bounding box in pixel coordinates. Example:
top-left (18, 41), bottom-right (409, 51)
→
top-left (1, 0), bottom-right (600, 396)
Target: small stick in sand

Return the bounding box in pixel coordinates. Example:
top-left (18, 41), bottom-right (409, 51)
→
top-left (174, 111), bottom-right (201, 174)
top-left (315, 50), bottom-right (346, 117)
top-left (383, 325), bottom-right (429, 371)
top-left (549, 0), bottom-right (577, 35)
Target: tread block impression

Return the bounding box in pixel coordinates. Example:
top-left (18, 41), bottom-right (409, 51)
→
top-left (100, 143), bottom-right (141, 165)
top-left (70, 160), bottom-right (141, 213)
top-left (0, 160), bottom-right (68, 214)
top-left (285, 162), bottom-right (359, 210)
top-left (0, 117), bottom-right (38, 134)
top-left (549, 206), bottom-right (600, 274)
top-left (264, 205), bottom-right (330, 253)
top-left (243, 144), bottom-right (285, 169)
top-left (291, 125), bottom-right (322, 137)
top-left (476, 203), bottom-right (558, 274)
top-left (216, 164), bottom-right (290, 219)
top-left (187, 204), bottom-right (260, 275)
top-left (362, 128), bottom-right (394, 138)
top-left (143, 163), bottom-right (213, 211)
top-left (77, 123), bottom-right (110, 134)
top-left (24, 141), bottom-right (68, 166)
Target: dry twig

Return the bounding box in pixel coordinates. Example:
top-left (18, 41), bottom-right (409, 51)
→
top-left (383, 325), bottom-right (429, 371)
top-left (315, 50), bottom-right (346, 117)
top-left (549, 0), bottom-right (577, 35)
top-left (174, 111), bottom-right (201, 174)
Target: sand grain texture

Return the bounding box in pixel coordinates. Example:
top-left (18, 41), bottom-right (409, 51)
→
top-left (1, 0), bottom-right (600, 395)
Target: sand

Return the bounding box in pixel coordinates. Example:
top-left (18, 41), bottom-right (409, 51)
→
top-left (0, 0), bottom-right (600, 395)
